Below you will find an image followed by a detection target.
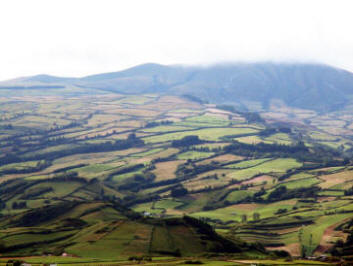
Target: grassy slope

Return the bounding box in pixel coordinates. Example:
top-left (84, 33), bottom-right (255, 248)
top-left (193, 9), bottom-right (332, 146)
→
top-left (0, 93), bottom-right (353, 260)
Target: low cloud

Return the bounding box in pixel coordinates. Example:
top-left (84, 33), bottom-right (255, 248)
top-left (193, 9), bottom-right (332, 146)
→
top-left (1, 0), bottom-right (353, 80)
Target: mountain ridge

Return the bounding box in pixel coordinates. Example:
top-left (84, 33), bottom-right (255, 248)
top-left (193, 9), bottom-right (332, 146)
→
top-left (2, 62), bottom-right (353, 112)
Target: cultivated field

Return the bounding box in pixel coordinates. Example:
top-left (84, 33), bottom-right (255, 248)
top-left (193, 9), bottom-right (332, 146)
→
top-left (0, 92), bottom-right (353, 262)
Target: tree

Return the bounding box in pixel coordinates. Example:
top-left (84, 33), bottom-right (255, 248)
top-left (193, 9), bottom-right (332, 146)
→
top-left (127, 133), bottom-right (137, 140)
top-left (268, 186), bottom-right (287, 201)
top-left (172, 135), bottom-right (202, 147)
top-left (12, 202), bottom-right (18, 209)
top-left (241, 214), bottom-right (247, 223)
top-left (253, 212), bottom-right (260, 221)
top-left (344, 185), bottom-right (353, 196)
top-left (301, 245), bottom-right (307, 258)
top-left (171, 186), bottom-right (188, 197)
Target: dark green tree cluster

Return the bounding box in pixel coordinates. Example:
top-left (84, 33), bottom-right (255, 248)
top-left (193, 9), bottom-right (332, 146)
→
top-left (172, 135), bottom-right (203, 147)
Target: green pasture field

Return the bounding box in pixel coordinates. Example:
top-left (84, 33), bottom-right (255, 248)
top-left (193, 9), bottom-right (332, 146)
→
top-left (22, 144), bottom-right (80, 158)
top-left (191, 199), bottom-right (298, 223)
top-left (1, 230), bottom-right (75, 246)
top-left (183, 113), bottom-right (230, 125)
top-left (143, 127), bottom-right (259, 143)
top-left (141, 125), bottom-right (194, 133)
top-left (301, 213), bottom-right (353, 255)
top-left (226, 158), bottom-right (271, 169)
top-left (0, 160), bottom-right (42, 171)
top-left (285, 172), bottom-right (315, 181)
top-left (264, 133), bottom-right (293, 145)
top-left (177, 151), bottom-right (214, 160)
top-left (318, 190), bottom-right (345, 196)
top-left (234, 135), bottom-right (267, 144)
top-left (1, 93), bottom-right (353, 260)
top-left (69, 164), bottom-right (117, 178)
top-left (117, 95), bottom-right (152, 104)
top-left (129, 148), bottom-right (164, 157)
top-left (225, 190), bottom-right (253, 202)
top-left (131, 147), bottom-right (179, 160)
top-left (132, 202), bottom-right (164, 214)
top-left (111, 169), bottom-right (143, 183)
top-left (227, 158), bottom-right (302, 181)
top-left (279, 177), bottom-right (321, 189)
top-left (0, 257), bottom-right (328, 266)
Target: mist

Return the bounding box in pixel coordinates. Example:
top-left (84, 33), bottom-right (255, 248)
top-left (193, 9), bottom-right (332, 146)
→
top-left (1, 0), bottom-right (353, 80)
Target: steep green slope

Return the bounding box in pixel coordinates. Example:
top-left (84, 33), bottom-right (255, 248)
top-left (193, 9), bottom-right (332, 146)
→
top-left (0, 201), bottom-right (259, 259)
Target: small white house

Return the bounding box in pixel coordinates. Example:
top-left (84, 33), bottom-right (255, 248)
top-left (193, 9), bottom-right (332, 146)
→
top-left (143, 211), bottom-right (151, 217)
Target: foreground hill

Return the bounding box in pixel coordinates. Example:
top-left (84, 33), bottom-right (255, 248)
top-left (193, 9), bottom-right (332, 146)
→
top-left (0, 199), bottom-right (264, 259)
top-left (3, 62), bottom-right (353, 112)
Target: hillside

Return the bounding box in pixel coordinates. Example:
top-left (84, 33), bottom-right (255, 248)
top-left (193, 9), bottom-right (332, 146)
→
top-left (0, 198), bottom-right (255, 259)
top-left (2, 62), bottom-right (353, 112)
top-left (1, 93), bottom-right (353, 263)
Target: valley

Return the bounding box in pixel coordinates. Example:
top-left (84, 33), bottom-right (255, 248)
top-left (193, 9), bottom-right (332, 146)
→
top-left (1, 89), bottom-right (353, 264)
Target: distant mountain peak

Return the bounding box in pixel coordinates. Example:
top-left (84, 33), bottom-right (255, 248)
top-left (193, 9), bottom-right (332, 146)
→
top-left (2, 62), bottom-right (353, 112)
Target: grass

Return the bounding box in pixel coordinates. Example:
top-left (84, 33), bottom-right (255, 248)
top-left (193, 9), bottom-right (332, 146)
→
top-left (301, 213), bottom-right (353, 255)
top-left (86, 114), bottom-right (123, 127)
top-left (154, 198), bottom-right (184, 209)
top-left (40, 181), bottom-right (84, 198)
top-left (226, 158), bottom-right (271, 169)
top-left (198, 154), bottom-right (243, 165)
top-left (177, 151), bottom-right (214, 160)
top-left (192, 199), bottom-right (298, 223)
top-left (2, 93), bottom-right (353, 259)
top-left (133, 202), bottom-right (164, 214)
top-left (229, 259), bottom-right (330, 265)
top-left (133, 199), bottom-right (184, 215)
top-left (279, 177), bottom-right (321, 189)
top-left (117, 95), bottom-right (152, 104)
top-left (111, 169), bottom-right (143, 183)
top-left (228, 158), bottom-right (302, 181)
top-left (141, 125), bottom-right (193, 133)
top-left (1, 230), bottom-right (74, 246)
top-left (23, 144), bottom-right (79, 157)
top-left (151, 226), bottom-right (174, 253)
top-left (225, 190), bottom-right (253, 202)
top-left (143, 127), bottom-right (259, 143)
top-left (191, 204), bottom-right (250, 223)
top-left (183, 113), bottom-right (230, 126)
top-left (130, 148), bottom-right (164, 157)
top-left (235, 135), bottom-right (266, 144)
top-left (69, 164), bottom-right (117, 179)
top-left (264, 133), bottom-right (292, 145)
top-left (318, 190), bottom-right (345, 196)
top-left (286, 172), bottom-right (315, 181)
top-left (152, 160), bottom-right (184, 181)
top-left (318, 170), bottom-right (353, 189)
top-left (0, 160), bottom-right (42, 171)
top-left (168, 225), bottom-right (205, 255)
top-left (20, 256), bottom-right (115, 264)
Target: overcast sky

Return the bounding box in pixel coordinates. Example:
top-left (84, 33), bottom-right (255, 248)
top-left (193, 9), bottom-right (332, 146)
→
top-left (0, 0), bottom-right (353, 80)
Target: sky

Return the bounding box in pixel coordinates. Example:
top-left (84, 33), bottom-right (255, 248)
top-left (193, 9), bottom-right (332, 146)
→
top-left (0, 0), bottom-right (353, 80)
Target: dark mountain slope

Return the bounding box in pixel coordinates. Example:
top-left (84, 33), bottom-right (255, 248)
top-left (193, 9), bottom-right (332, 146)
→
top-left (78, 63), bottom-right (353, 111)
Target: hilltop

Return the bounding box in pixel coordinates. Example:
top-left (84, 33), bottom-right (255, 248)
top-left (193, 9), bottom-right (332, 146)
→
top-left (0, 198), bottom-right (257, 259)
